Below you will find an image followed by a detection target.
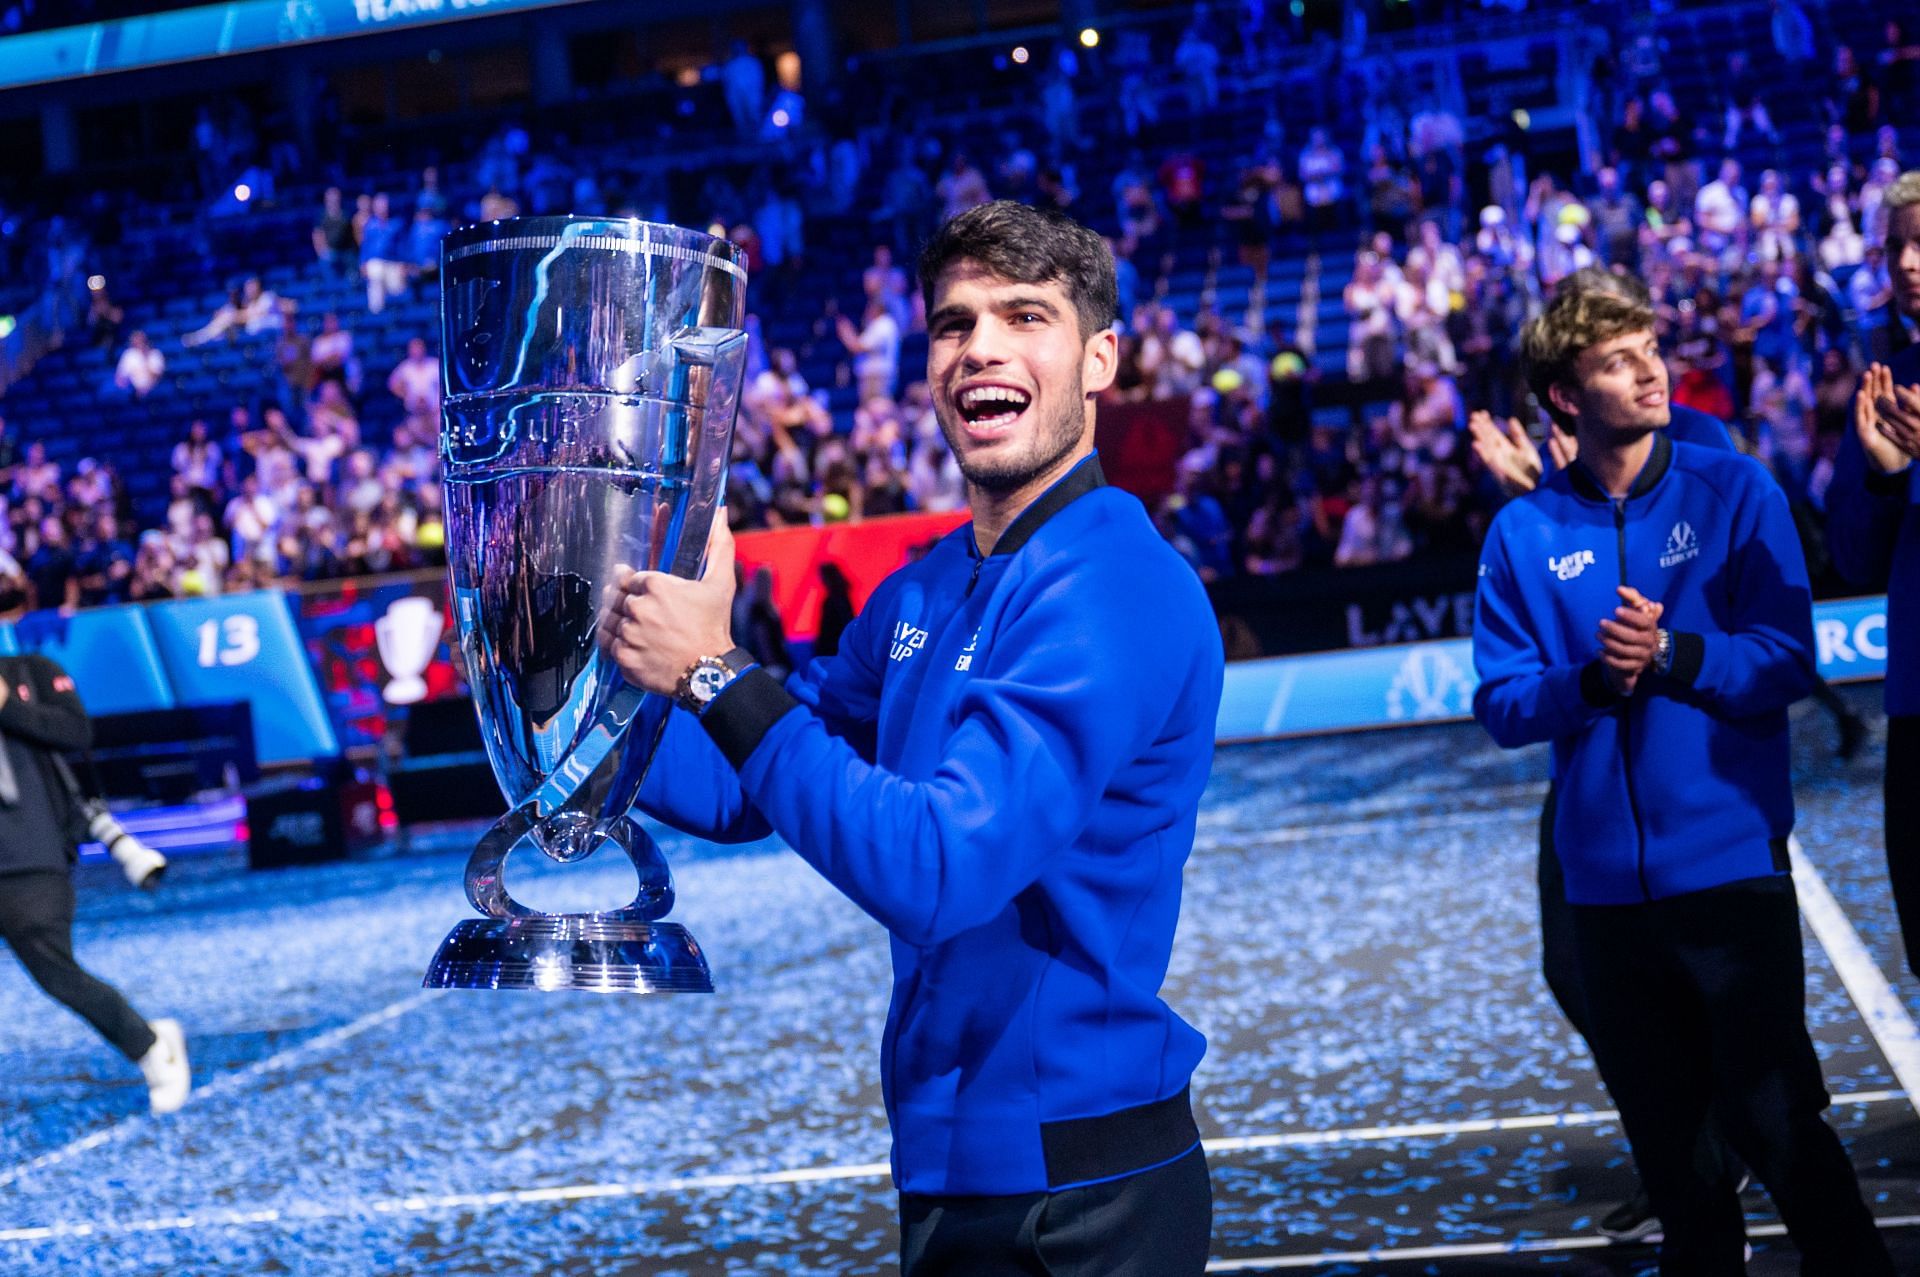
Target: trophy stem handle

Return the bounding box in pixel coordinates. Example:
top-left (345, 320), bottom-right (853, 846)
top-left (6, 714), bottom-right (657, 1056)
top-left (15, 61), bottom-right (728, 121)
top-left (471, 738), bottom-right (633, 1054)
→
top-left (464, 805), bottom-right (674, 922)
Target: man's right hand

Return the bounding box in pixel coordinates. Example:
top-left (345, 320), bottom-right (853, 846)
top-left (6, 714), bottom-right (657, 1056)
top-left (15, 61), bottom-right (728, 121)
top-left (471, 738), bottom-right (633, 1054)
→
top-left (1858, 362), bottom-right (1920, 475)
top-left (1598, 585), bottom-right (1663, 698)
top-left (1468, 410), bottom-right (1542, 497)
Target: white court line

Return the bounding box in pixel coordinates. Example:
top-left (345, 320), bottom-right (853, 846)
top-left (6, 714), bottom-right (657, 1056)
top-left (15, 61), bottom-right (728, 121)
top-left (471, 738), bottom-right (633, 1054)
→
top-left (1197, 807), bottom-right (1532, 853)
top-left (0, 989), bottom-right (444, 1191)
top-left (1790, 836), bottom-right (1920, 1121)
top-left (0, 1092), bottom-right (1904, 1245)
top-left (1195, 780), bottom-right (1546, 836)
top-left (1203, 1215), bottom-right (1920, 1271)
top-left (1202, 1088), bottom-right (1901, 1154)
top-left (1260, 665), bottom-right (1301, 737)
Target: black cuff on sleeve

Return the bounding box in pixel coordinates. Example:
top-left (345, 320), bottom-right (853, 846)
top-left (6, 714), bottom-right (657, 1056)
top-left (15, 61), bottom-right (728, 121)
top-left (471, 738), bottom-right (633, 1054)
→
top-left (1665, 630), bottom-right (1706, 687)
top-left (1580, 660), bottom-right (1622, 707)
top-left (1865, 464), bottom-right (1915, 497)
top-left (698, 667), bottom-right (800, 769)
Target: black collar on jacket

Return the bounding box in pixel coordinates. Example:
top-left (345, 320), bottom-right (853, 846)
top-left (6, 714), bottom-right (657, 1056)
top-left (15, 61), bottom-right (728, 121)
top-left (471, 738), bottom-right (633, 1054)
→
top-left (976, 453), bottom-right (1107, 560)
top-left (1566, 429), bottom-right (1672, 505)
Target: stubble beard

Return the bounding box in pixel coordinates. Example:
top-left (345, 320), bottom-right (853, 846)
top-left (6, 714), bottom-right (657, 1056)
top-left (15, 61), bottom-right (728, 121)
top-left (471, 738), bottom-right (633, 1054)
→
top-left (939, 368), bottom-right (1088, 496)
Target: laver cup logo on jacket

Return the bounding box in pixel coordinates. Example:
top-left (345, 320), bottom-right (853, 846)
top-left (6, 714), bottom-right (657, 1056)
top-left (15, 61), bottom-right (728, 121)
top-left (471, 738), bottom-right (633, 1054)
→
top-left (889, 621), bottom-right (929, 663)
top-left (1549, 549), bottom-right (1595, 581)
top-left (1661, 520), bottom-right (1701, 568)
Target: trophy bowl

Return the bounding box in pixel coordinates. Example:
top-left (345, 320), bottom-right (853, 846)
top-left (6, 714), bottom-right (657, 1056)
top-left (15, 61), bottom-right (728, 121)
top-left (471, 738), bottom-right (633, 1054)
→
top-left (423, 216), bottom-right (748, 993)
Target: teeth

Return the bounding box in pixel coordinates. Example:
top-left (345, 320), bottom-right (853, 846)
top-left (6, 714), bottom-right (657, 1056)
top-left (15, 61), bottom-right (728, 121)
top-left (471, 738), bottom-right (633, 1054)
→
top-left (960, 386), bottom-right (1030, 413)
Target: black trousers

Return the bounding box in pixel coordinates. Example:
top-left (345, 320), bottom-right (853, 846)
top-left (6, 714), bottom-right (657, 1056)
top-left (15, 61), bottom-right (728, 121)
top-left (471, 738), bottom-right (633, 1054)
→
top-left (1535, 787), bottom-right (1594, 1042)
top-left (0, 870), bottom-right (155, 1061)
top-left (1573, 880), bottom-right (1892, 1276)
top-left (899, 1145), bottom-right (1211, 1277)
top-left (1887, 715), bottom-right (1920, 978)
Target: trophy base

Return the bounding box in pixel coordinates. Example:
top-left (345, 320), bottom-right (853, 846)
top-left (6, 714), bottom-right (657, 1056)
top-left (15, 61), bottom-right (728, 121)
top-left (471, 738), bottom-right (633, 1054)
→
top-left (424, 917), bottom-right (714, 993)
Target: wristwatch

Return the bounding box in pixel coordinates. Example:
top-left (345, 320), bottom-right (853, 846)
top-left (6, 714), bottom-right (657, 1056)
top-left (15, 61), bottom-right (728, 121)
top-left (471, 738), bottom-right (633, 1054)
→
top-left (675, 647), bottom-right (755, 714)
top-left (1653, 628), bottom-right (1674, 676)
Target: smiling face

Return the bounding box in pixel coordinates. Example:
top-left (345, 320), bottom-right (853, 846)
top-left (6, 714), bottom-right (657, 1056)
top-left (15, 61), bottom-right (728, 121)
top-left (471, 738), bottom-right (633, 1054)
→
top-left (1553, 328), bottom-right (1670, 441)
top-left (925, 260), bottom-right (1116, 498)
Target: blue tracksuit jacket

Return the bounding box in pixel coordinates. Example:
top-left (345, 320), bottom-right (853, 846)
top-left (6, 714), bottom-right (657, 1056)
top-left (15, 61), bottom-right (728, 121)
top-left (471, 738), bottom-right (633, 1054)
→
top-left (1828, 343), bottom-right (1920, 716)
top-left (1473, 432), bottom-right (1816, 905)
top-left (636, 455), bottom-right (1224, 1196)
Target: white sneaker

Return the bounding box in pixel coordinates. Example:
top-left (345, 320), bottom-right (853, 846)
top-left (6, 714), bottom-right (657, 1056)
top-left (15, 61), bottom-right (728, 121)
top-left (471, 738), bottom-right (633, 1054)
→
top-left (137, 1019), bottom-right (190, 1115)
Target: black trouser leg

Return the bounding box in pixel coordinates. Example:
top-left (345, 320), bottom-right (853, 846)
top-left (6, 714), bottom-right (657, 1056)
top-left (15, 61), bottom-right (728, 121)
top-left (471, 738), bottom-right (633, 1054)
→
top-left (1683, 885), bottom-right (1893, 1275)
top-left (1573, 897), bottom-right (1741, 1275)
top-left (900, 1145), bottom-right (1211, 1277)
top-left (1575, 883), bottom-right (1892, 1277)
top-left (1888, 715), bottom-right (1920, 978)
top-left (1535, 786), bottom-right (1595, 1043)
top-left (0, 870), bottom-right (156, 1061)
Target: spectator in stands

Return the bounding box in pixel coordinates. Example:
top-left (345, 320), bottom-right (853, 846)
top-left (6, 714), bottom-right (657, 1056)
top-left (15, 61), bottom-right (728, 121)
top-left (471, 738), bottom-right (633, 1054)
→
top-left (239, 277), bottom-right (283, 337)
top-left (170, 420), bottom-right (222, 498)
top-left (1829, 46), bottom-right (1881, 138)
top-left (1333, 474), bottom-right (1412, 567)
top-left (405, 205), bottom-right (450, 284)
top-left (182, 286), bottom-right (245, 348)
top-left (1815, 164), bottom-right (1866, 269)
top-left (1159, 150), bottom-right (1207, 229)
top-left (1694, 158), bottom-right (1748, 263)
top-left (1770, 0), bottom-right (1816, 69)
top-left (312, 186), bottom-right (356, 275)
top-left (358, 193), bottom-right (407, 314)
top-left (310, 311), bottom-right (356, 394)
top-left (25, 514), bottom-right (76, 612)
top-left (722, 42), bottom-right (766, 135)
top-left (72, 511), bottom-right (132, 607)
top-left (1719, 52), bottom-right (1778, 152)
top-left (1750, 169), bottom-right (1801, 263)
top-left (935, 153), bottom-right (991, 224)
top-left (387, 338), bottom-right (441, 425)
top-left (1110, 28), bottom-right (1159, 139)
top-left (272, 302), bottom-right (314, 417)
top-left (113, 330), bottom-right (164, 399)
top-left (1590, 166), bottom-right (1642, 269)
top-left (1850, 242), bottom-right (1897, 362)
top-left (85, 277), bottom-right (123, 351)
top-left (1299, 128), bottom-right (1347, 236)
top-left (837, 297), bottom-right (901, 404)
top-left (1174, 22), bottom-right (1222, 114)
top-left (13, 444), bottom-right (57, 506)
top-left (1877, 20), bottom-right (1920, 121)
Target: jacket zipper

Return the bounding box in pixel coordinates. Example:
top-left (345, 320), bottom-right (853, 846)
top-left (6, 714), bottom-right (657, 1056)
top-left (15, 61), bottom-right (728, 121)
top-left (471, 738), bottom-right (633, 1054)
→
top-left (965, 553), bottom-right (985, 597)
top-left (1613, 499), bottom-right (1651, 902)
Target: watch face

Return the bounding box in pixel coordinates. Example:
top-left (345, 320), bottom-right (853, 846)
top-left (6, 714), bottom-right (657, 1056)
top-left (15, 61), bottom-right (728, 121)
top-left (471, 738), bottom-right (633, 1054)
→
top-left (690, 664), bottom-right (730, 702)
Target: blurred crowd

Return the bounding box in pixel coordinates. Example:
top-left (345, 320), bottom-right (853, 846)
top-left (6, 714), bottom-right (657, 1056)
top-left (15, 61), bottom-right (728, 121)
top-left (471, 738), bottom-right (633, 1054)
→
top-left (1, 2), bottom-right (1915, 612)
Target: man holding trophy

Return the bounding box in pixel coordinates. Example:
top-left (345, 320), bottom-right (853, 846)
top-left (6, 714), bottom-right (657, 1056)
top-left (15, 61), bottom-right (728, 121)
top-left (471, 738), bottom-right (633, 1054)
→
top-left (606, 202), bottom-right (1224, 1275)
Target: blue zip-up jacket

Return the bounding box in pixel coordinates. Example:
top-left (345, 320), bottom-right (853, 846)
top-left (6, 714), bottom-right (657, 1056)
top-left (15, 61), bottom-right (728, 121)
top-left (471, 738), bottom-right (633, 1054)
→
top-left (636, 456), bottom-right (1224, 1196)
top-left (1828, 343), bottom-right (1919, 716)
top-left (1473, 433), bottom-right (1816, 905)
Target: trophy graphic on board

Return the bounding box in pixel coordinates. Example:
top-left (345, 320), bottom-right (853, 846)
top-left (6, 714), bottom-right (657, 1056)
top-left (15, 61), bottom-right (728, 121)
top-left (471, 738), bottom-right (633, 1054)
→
top-left (375, 596), bottom-right (444, 706)
top-left (423, 217), bottom-right (747, 993)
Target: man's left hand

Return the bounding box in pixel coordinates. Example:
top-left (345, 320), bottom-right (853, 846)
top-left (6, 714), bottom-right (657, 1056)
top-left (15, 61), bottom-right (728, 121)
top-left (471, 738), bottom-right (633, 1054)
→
top-left (603, 518), bottom-right (739, 698)
top-left (1597, 585), bottom-right (1663, 697)
top-left (1871, 369), bottom-right (1920, 467)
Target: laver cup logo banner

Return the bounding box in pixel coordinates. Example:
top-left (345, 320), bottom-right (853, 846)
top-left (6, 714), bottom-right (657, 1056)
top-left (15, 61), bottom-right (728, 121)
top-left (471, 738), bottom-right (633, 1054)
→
top-left (424, 217), bottom-right (748, 994)
top-left (1217, 595), bottom-right (1889, 743)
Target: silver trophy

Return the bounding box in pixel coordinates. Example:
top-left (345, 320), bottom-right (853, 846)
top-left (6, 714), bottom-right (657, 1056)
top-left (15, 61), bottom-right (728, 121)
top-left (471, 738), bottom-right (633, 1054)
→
top-left (423, 217), bottom-right (747, 993)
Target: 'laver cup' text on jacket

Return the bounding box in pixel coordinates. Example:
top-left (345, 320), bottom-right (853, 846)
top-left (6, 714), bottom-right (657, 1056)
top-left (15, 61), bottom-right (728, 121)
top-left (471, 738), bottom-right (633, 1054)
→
top-left (1473, 433), bottom-right (1815, 905)
top-left (638, 456), bottom-right (1224, 1196)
